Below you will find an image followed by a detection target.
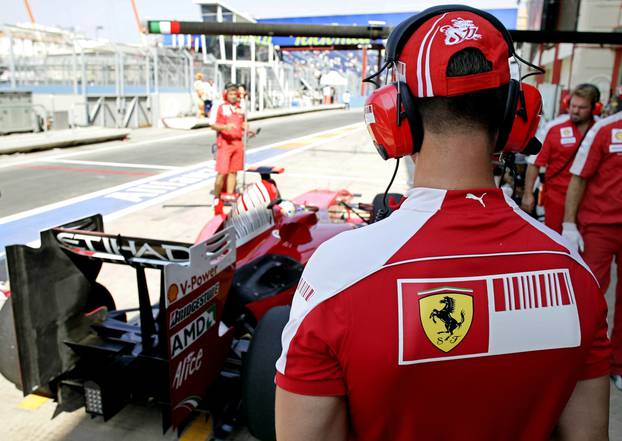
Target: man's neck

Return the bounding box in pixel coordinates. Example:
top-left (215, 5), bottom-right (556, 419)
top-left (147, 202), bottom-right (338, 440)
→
top-left (575, 118), bottom-right (593, 136)
top-left (413, 132), bottom-right (497, 190)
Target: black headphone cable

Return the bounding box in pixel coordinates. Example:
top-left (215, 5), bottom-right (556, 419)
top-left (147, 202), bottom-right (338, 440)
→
top-left (375, 158), bottom-right (401, 222)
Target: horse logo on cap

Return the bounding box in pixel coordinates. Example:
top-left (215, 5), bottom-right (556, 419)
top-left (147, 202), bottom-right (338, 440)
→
top-left (440, 18), bottom-right (482, 46)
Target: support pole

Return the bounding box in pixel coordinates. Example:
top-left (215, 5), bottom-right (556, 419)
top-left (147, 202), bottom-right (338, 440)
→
top-left (250, 39), bottom-right (256, 113)
top-left (360, 46), bottom-right (368, 96)
top-left (23, 0), bottom-right (36, 25)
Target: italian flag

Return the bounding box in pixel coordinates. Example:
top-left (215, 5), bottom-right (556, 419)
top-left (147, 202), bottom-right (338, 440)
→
top-left (148, 21), bottom-right (181, 34)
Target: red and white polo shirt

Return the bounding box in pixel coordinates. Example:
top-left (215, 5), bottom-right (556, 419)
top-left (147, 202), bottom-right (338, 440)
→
top-left (276, 187), bottom-right (609, 441)
top-left (570, 111), bottom-right (622, 226)
top-left (530, 115), bottom-right (594, 196)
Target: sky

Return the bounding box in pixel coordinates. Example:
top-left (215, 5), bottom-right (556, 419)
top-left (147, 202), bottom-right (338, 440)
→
top-left (4, 0), bottom-right (519, 44)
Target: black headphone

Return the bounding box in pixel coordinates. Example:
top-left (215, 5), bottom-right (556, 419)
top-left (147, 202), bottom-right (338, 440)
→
top-left (371, 4), bottom-right (533, 154)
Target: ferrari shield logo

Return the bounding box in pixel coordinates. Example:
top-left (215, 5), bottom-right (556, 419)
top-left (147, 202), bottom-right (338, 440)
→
top-left (419, 288), bottom-right (473, 353)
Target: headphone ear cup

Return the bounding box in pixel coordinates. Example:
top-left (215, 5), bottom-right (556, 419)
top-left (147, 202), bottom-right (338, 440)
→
top-left (593, 101), bottom-right (603, 116)
top-left (496, 79), bottom-right (520, 151)
top-left (503, 83), bottom-right (543, 154)
top-left (364, 83), bottom-right (418, 159)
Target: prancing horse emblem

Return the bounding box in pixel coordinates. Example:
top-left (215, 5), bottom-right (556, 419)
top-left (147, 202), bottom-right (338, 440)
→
top-left (430, 296), bottom-right (465, 340)
top-left (419, 289), bottom-right (473, 353)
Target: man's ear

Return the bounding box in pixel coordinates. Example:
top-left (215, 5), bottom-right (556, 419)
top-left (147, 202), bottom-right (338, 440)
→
top-left (411, 153), bottom-right (419, 164)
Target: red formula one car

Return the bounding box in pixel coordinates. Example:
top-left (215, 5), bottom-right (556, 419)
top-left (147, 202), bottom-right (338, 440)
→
top-left (0, 166), bottom-right (399, 440)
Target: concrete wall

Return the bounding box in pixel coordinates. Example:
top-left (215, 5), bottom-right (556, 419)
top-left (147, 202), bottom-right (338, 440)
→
top-left (572, 47), bottom-right (615, 93)
top-left (31, 94), bottom-right (86, 128)
top-left (577, 0), bottom-right (622, 31)
top-left (153, 92), bottom-right (194, 128)
top-left (528, 0), bottom-right (622, 103)
top-left (30, 92), bottom-right (195, 129)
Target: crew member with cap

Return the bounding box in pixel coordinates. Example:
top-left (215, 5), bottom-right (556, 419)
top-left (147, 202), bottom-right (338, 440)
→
top-left (275, 6), bottom-right (610, 441)
top-left (210, 84), bottom-right (246, 214)
top-left (521, 84), bottom-right (600, 232)
top-left (564, 110), bottom-right (622, 392)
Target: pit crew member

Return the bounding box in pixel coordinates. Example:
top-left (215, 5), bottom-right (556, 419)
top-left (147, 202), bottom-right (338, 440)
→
top-left (275, 7), bottom-right (610, 441)
top-left (210, 84), bottom-right (252, 214)
top-left (521, 84), bottom-right (599, 232)
top-left (564, 110), bottom-right (622, 391)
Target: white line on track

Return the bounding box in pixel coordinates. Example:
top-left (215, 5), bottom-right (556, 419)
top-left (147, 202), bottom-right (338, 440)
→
top-left (45, 159), bottom-right (181, 170)
top-left (0, 123), bottom-right (363, 226)
top-left (104, 126), bottom-right (364, 222)
top-left (0, 125), bottom-right (363, 259)
top-left (0, 121), bottom-right (362, 170)
top-left (0, 131), bottom-right (210, 170)
top-left (0, 123), bottom-right (362, 259)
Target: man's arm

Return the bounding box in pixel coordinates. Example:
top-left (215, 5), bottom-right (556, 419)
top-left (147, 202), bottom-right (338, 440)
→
top-left (564, 175), bottom-right (587, 223)
top-left (556, 376), bottom-right (610, 441)
top-left (521, 163), bottom-right (541, 212)
top-left (210, 122), bottom-right (233, 132)
top-left (275, 387), bottom-right (347, 441)
top-left (562, 175), bottom-right (588, 251)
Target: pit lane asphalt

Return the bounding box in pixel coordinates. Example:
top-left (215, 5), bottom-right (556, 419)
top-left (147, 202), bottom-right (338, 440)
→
top-left (0, 110), bottom-right (362, 219)
top-left (0, 120), bottom-right (620, 440)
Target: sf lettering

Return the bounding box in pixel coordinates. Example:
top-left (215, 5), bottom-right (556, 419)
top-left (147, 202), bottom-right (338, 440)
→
top-left (436, 335), bottom-right (461, 345)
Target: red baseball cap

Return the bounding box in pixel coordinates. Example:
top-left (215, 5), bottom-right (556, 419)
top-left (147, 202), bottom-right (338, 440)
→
top-left (398, 10), bottom-right (511, 98)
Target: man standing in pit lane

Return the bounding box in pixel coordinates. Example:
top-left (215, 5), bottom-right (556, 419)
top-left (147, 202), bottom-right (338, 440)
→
top-left (521, 84), bottom-right (600, 232)
top-left (564, 110), bottom-right (622, 391)
top-left (210, 84), bottom-right (256, 214)
top-left (210, 84), bottom-right (246, 214)
top-left (275, 6), bottom-right (610, 441)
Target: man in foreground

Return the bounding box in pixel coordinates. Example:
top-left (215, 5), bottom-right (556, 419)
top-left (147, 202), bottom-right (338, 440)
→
top-left (564, 110), bottom-right (622, 391)
top-left (275, 6), bottom-right (610, 441)
top-left (521, 84), bottom-right (599, 232)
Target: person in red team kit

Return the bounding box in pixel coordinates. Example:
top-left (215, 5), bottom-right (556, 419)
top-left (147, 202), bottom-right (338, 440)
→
top-left (275, 6), bottom-right (610, 441)
top-left (210, 84), bottom-right (251, 214)
top-left (564, 110), bottom-right (622, 392)
top-left (521, 84), bottom-right (600, 232)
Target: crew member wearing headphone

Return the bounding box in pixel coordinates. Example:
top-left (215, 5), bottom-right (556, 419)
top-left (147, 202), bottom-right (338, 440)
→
top-left (521, 84), bottom-right (601, 233)
top-left (564, 110), bottom-right (622, 392)
top-left (275, 6), bottom-right (610, 441)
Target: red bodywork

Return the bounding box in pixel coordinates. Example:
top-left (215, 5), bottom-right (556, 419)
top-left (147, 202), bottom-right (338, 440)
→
top-left (195, 184), bottom-right (359, 323)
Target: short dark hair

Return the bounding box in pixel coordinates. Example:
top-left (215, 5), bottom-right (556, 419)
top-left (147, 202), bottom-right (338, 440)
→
top-left (416, 48), bottom-right (507, 143)
top-left (571, 83), bottom-right (600, 108)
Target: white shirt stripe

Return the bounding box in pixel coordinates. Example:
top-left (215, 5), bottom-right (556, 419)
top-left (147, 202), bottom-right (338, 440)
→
top-left (570, 111), bottom-right (622, 176)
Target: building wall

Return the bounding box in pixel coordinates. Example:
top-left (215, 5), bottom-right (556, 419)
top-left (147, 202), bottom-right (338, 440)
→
top-left (527, 0), bottom-right (622, 115)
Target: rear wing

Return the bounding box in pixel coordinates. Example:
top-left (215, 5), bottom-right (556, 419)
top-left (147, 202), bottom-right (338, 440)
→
top-left (51, 218), bottom-right (193, 268)
top-left (5, 214), bottom-right (236, 430)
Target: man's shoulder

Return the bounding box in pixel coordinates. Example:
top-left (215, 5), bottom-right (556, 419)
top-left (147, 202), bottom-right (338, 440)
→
top-left (547, 114), bottom-right (572, 128)
top-left (537, 115), bottom-right (570, 145)
top-left (301, 209), bottom-right (435, 300)
top-left (592, 111), bottom-right (622, 135)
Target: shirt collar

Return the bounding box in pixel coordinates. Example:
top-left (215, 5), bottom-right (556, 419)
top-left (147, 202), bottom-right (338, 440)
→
top-left (400, 187), bottom-right (508, 212)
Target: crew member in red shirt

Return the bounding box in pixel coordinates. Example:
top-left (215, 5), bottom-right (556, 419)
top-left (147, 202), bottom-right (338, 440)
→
top-left (564, 111), bottom-right (622, 391)
top-left (521, 84), bottom-right (599, 232)
top-left (210, 84), bottom-right (250, 214)
top-left (275, 6), bottom-right (610, 441)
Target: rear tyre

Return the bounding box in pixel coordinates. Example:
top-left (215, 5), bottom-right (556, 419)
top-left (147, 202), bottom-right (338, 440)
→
top-left (85, 282), bottom-right (116, 312)
top-left (242, 305), bottom-right (290, 441)
top-left (0, 299), bottom-right (22, 389)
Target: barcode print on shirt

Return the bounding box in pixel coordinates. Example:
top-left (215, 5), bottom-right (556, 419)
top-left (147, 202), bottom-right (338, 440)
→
top-left (296, 278), bottom-right (315, 302)
top-left (227, 208), bottom-right (274, 244)
top-left (491, 270), bottom-right (575, 312)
